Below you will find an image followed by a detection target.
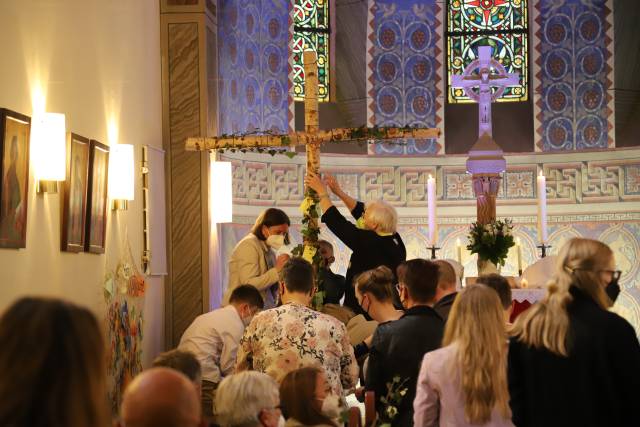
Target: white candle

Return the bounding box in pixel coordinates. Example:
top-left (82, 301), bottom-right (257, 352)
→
top-left (516, 237), bottom-right (522, 273)
top-left (427, 174), bottom-right (436, 245)
top-left (537, 172), bottom-right (548, 244)
top-left (456, 238), bottom-right (462, 264)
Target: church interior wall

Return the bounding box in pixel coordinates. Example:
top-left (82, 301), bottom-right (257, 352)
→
top-left (0, 0), bottom-right (165, 368)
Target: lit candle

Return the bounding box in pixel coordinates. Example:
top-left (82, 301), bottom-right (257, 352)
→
top-left (427, 174), bottom-right (436, 245)
top-left (537, 171), bottom-right (548, 244)
top-left (456, 238), bottom-right (462, 264)
top-left (516, 237), bottom-right (522, 274)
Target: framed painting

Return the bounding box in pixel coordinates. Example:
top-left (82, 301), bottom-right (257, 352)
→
top-left (61, 133), bottom-right (90, 252)
top-left (85, 140), bottom-right (109, 254)
top-left (0, 109), bottom-right (30, 249)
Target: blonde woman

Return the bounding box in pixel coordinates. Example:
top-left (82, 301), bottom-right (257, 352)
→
top-left (413, 285), bottom-right (513, 427)
top-left (509, 238), bottom-right (640, 427)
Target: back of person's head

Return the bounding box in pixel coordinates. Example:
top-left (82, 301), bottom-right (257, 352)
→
top-left (364, 200), bottom-right (398, 234)
top-left (251, 208), bottom-right (290, 240)
top-left (280, 367), bottom-right (338, 427)
top-left (119, 367), bottom-right (202, 427)
top-left (396, 261), bottom-right (407, 283)
top-left (433, 260), bottom-right (457, 291)
top-left (280, 257), bottom-right (314, 294)
top-left (355, 266), bottom-right (394, 303)
top-left (443, 285), bottom-right (509, 424)
top-left (512, 238), bottom-right (614, 356)
top-left (216, 371), bottom-right (280, 427)
top-left (401, 259), bottom-right (439, 304)
top-left (152, 349), bottom-right (202, 385)
top-left (229, 284), bottom-right (265, 310)
top-left (476, 274), bottom-right (512, 310)
top-left (0, 297), bottom-right (108, 427)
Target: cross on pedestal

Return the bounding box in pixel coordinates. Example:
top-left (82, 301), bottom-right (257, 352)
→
top-left (451, 46), bottom-right (519, 224)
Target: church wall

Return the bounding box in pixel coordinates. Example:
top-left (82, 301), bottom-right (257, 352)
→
top-left (217, 149), bottom-right (640, 336)
top-left (0, 0), bottom-right (165, 368)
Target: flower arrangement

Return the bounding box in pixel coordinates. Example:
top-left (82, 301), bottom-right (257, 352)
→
top-left (378, 376), bottom-right (408, 426)
top-left (466, 219), bottom-right (515, 267)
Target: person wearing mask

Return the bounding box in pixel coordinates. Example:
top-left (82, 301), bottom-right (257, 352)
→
top-left (509, 238), bottom-right (640, 427)
top-left (280, 367), bottom-right (341, 427)
top-left (236, 257), bottom-right (358, 397)
top-left (305, 172), bottom-right (406, 314)
top-left (432, 260), bottom-right (459, 321)
top-left (179, 285), bottom-right (264, 418)
top-left (476, 274), bottom-right (513, 324)
top-left (365, 259), bottom-right (444, 427)
top-left (317, 240), bottom-right (346, 305)
top-left (414, 285), bottom-right (513, 427)
top-left (353, 266), bottom-right (404, 358)
top-left (226, 208), bottom-right (291, 308)
top-left (215, 371), bottom-right (283, 427)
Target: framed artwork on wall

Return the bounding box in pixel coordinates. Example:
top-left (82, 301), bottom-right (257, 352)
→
top-left (85, 140), bottom-right (109, 254)
top-left (61, 133), bottom-right (90, 252)
top-left (0, 109), bottom-right (30, 249)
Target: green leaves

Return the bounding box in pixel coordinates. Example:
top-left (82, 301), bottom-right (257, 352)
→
top-left (466, 219), bottom-right (515, 266)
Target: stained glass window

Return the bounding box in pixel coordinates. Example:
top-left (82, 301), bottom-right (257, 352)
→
top-left (447, 0), bottom-right (528, 103)
top-left (293, 0), bottom-right (330, 102)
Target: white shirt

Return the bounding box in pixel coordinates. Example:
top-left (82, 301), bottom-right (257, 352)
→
top-left (178, 305), bottom-right (245, 383)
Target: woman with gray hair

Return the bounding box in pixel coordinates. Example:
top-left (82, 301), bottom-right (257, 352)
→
top-left (215, 371), bottom-right (283, 427)
top-left (306, 172), bottom-right (406, 314)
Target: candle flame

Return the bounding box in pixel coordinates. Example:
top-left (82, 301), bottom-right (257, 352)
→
top-left (456, 238), bottom-right (461, 246)
top-left (516, 237), bottom-right (521, 245)
top-left (539, 171), bottom-right (544, 177)
top-left (428, 174), bottom-right (433, 180)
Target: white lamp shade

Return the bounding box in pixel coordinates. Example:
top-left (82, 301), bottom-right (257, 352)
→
top-left (31, 112), bottom-right (66, 181)
top-left (109, 144), bottom-right (135, 200)
top-left (211, 161), bottom-right (232, 223)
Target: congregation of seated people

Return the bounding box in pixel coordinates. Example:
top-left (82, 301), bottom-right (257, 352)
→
top-left (0, 235), bottom-right (639, 427)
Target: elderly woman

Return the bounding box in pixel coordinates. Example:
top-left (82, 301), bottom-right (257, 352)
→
top-left (305, 172), bottom-right (406, 314)
top-left (226, 208), bottom-right (291, 308)
top-left (215, 371), bottom-right (282, 427)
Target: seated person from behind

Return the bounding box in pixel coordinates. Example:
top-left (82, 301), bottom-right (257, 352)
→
top-left (432, 260), bottom-right (459, 322)
top-left (317, 240), bottom-right (346, 305)
top-left (476, 274), bottom-right (513, 325)
top-left (179, 285), bottom-right (264, 419)
top-left (236, 257), bottom-right (359, 397)
top-left (118, 367), bottom-right (205, 427)
top-left (152, 349), bottom-right (202, 398)
top-left (215, 371), bottom-right (282, 427)
top-left (366, 259), bottom-right (444, 427)
top-left (280, 367), bottom-right (341, 427)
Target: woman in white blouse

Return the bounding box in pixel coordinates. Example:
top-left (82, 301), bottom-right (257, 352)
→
top-left (225, 208), bottom-right (291, 308)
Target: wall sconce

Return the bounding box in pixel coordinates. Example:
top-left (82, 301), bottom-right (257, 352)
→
top-left (210, 160), bottom-right (232, 223)
top-left (109, 143), bottom-right (134, 210)
top-left (31, 112), bottom-right (66, 194)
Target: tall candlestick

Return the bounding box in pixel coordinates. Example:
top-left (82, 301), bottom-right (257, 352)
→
top-left (427, 174), bottom-right (436, 245)
top-left (537, 171), bottom-right (548, 244)
top-left (456, 238), bottom-right (462, 264)
top-left (516, 237), bottom-right (522, 274)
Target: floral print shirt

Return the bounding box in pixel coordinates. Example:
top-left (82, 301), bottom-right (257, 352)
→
top-left (236, 302), bottom-right (359, 396)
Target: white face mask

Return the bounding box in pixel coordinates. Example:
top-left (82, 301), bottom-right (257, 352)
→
top-left (277, 414), bottom-right (286, 427)
top-left (320, 393), bottom-right (342, 419)
top-left (266, 234), bottom-right (285, 250)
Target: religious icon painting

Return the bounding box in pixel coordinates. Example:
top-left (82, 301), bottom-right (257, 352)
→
top-left (61, 133), bottom-right (90, 252)
top-left (85, 140), bottom-right (109, 254)
top-left (0, 109), bottom-right (30, 249)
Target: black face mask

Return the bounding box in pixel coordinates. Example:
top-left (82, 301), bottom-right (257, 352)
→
top-left (606, 279), bottom-right (621, 303)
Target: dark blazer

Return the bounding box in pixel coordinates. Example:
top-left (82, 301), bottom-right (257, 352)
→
top-left (433, 291), bottom-right (458, 322)
top-left (365, 305), bottom-right (444, 427)
top-left (318, 267), bottom-right (346, 305)
top-left (508, 286), bottom-right (640, 427)
top-left (321, 202), bottom-right (406, 314)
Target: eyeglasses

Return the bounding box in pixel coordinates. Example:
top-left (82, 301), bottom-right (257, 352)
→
top-left (600, 270), bottom-right (622, 281)
top-left (395, 283), bottom-right (403, 294)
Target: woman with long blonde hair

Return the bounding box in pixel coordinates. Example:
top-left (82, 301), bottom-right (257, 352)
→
top-left (413, 284), bottom-right (513, 426)
top-left (509, 238), bottom-right (640, 427)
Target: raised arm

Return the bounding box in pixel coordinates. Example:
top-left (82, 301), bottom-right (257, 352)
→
top-left (324, 173), bottom-right (357, 212)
